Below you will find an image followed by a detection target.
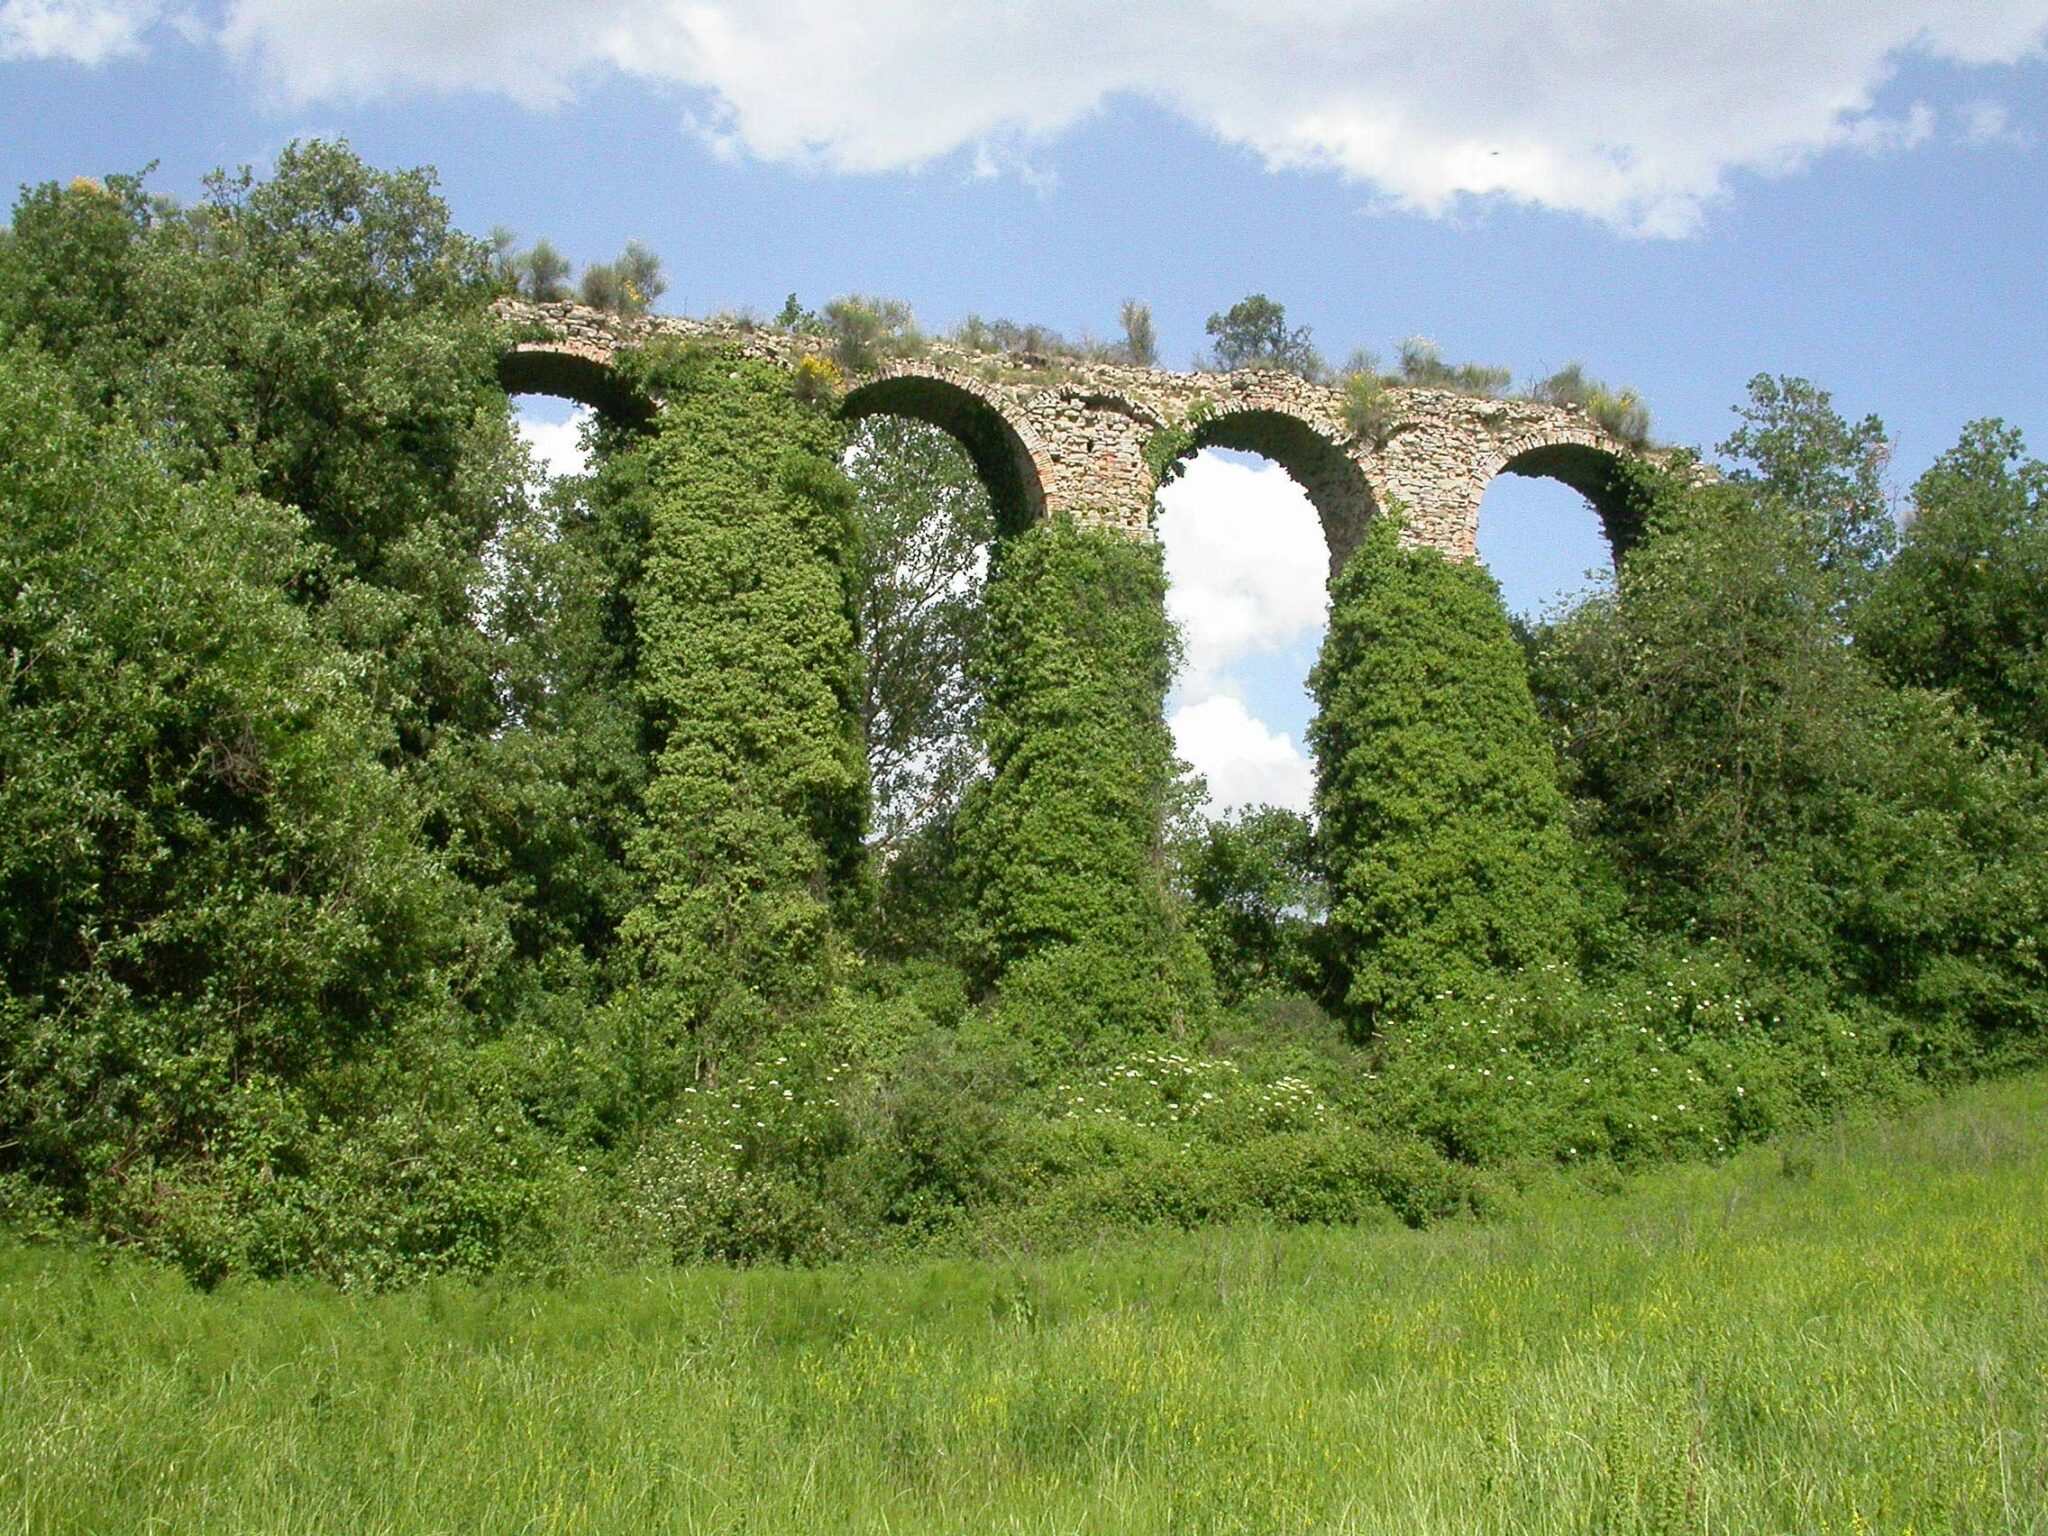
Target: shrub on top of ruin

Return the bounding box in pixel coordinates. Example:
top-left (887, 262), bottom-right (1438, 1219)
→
top-left (774, 293), bottom-right (823, 334)
top-left (578, 240), bottom-right (666, 317)
top-left (512, 236), bottom-right (572, 302)
top-left (1204, 294), bottom-right (1326, 381)
top-left (824, 294), bottom-right (924, 372)
top-left (1532, 362), bottom-right (1653, 448)
top-left (791, 353), bottom-right (843, 408)
top-left (1396, 337), bottom-right (1511, 397)
top-left (1337, 349), bottom-right (1400, 447)
top-left (951, 313), bottom-right (1075, 358)
top-left (1120, 299), bottom-right (1158, 367)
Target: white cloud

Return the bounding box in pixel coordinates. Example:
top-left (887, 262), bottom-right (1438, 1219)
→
top-left (515, 404), bottom-right (591, 484)
top-left (0, 0), bottom-right (159, 61)
top-left (1171, 696), bottom-right (1314, 816)
top-left (1958, 98), bottom-right (2033, 145)
top-left (195, 0), bottom-right (2048, 234)
top-left (1157, 451), bottom-right (1327, 696)
top-left (1157, 449), bottom-right (1326, 816)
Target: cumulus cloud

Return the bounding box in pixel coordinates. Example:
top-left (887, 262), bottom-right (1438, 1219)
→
top-left (189, 0), bottom-right (2048, 234)
top-left (1156, 449), bottom-right (1326, 815)
top-left (1171, 696), bottom-right (1315, 816)
top-left (1157, 450), bottom-right (1328, 697)
top-left (0, 0), bottom-right (159, 61)
top-left (514, 403), bottom-right (591, 484)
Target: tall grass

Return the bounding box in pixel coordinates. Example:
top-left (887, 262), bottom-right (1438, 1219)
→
top-left (5, 1073), bottom-right (2045, 1534)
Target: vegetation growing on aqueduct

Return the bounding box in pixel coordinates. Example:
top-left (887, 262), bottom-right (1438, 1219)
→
top-left (1, 143), bottom-right (2046, 1291)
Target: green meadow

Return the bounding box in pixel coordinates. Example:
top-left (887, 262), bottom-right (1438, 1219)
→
top-left (5, 1071), bottom-right (2043, 1536)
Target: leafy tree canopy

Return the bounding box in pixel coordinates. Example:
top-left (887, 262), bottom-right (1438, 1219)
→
top-left (1204, 293), bottom-right (1324, 380)
top-left (1860, 419), bottom-right (2048, 754)
top-left (1719, 374), bottom-right (1896, 602)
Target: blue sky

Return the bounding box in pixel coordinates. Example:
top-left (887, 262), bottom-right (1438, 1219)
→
top-left (7, 1), bottom-right (2046, 810)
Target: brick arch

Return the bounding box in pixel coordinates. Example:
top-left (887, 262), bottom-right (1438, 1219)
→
top-left (1178, 404), bottom-right (1382, 576)
top-left (497, 341), bottom-right (657, 425)
top-left (1482, 425), bottom-right (1646, 559)
top-left (840, 366), bottom-right (1051, 535)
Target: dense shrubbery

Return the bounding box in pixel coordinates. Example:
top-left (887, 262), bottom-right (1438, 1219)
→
top-left (4, 143), bottom-right (2046, 1288)
top-left (1311, 514), bottom-right (1581, 1029)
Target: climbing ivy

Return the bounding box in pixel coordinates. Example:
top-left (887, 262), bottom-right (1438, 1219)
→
top-left (1309, 513), bottom-right (1580, 1035)
top-left (599, 340), bottom-right (868, 1071)
top-left (1141, 399), bottom-right (1215, 493)
top-left (959, 517), bottom-right (1212, 1064)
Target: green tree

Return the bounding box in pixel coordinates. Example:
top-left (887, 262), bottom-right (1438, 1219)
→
top-left (1859, 420), bottom-right (2048, 753)
top-left (1204, 294), bottom-right (1323, 379)
top-left (1541, 467), bottom-right (1857, 956)
top-left (1719, 375), bottom-right (1895, 602)
top-left (0, 144), bottom-right (523, 763)
top-left (845, 417), bottom-right (994, 852)
top-left (0, 345), bottom-right (472, 1200)
top-left (1540, 461), bottom-right (2048, 1059)
top-left (1173, 805), bottom-right (1327, 1006)
top-left (1310, 514), bottom-right (1580, 1032)
top-left (433, 432), bottom-right (650, 974)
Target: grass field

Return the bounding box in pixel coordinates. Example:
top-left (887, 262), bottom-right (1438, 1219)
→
top-left (3, 1074), bottom-right (2045, 1535)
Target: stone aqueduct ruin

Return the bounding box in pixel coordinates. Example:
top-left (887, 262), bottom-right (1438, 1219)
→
top-left (495, 298), bottom-right (1656, 568)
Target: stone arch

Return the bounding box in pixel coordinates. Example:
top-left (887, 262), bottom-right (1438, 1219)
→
top-left (840, 368), bottom-right (1050, 536)
top-left (1180, 405), bottom-right (1381, 576)
top-left (497, 341), bottom-right (657, 425)
top-left (1485, 429), bottom-right (1646, 559)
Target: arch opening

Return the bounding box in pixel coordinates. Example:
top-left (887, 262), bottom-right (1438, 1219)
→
top-left (1184, 408), bottom-right (1378, 578)
top-left (840, 373), bottom-right (1045, 538)
top-left (497, 344), bottom-right (656, 426)
top-left (1477, 471), bottom-right (1615, 623)
top-left (843, 416), bottom-right (998, 854)
top-left (510, 394), bottom-right (594, 488)
top-left (1155, 447), bottom-right (1329, 819)
top-left (1497, 441), bottom-right (1644, 559)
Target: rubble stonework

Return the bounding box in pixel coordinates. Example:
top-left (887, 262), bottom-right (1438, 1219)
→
top-left (495, 299), bottom-right (1656, 570)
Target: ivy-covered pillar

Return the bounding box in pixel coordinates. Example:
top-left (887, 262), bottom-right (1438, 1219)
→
top-left (1309, 512), bottom-right (1579, 1036)
top-left (961, 516), bottom-right (1211, 1063)
top-left (603, 341), bottom-right (868, 1069)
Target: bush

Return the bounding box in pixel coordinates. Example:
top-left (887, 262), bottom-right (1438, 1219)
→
top-left (823, 294), bottom-right (923, 372)
top-left (1396, 337), bottom-right (1510, 396)
top-left (623, 1043), bottom-right (859, 1265)
top-left (1364, 948), bottom-right (1922, 1173)
top-left (1338, 365), bottom-right (1399, 446)
top-left (1531, 362), bottom-right (1652, 448)
top-left (791, 352), bottom-right (843, 407)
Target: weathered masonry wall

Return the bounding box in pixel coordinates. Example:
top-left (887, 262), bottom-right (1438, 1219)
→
top-left (495, 299), bottom-right (1659, 570)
